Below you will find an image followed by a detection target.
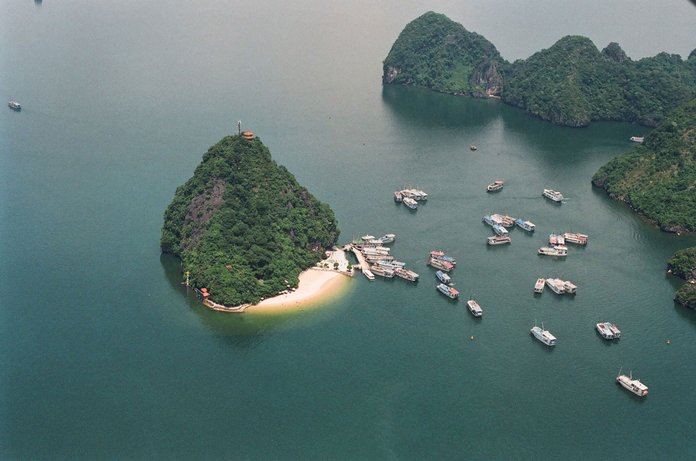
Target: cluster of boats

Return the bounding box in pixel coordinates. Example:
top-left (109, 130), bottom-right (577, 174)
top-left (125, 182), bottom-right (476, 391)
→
top-left (353, 234), bottom-right (420, 282)
top-left (534, 277), bottom-right (577, 295)
top-left (429, 252), bottom-right (482, 316)
top-left (393, 188), bottom-right (428, 210)
top-left (482, 213), bottom-right (536, 245)
top-left (538, 232), bottom-right (588, 257)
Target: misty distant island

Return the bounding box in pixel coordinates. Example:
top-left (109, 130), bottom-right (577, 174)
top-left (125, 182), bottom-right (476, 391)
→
top-left (382, 12), bottom-right (696, 128)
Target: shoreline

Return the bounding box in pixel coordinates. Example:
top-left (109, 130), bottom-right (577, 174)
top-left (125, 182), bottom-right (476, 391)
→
top-left (201, 249), bottom-right (352, 314)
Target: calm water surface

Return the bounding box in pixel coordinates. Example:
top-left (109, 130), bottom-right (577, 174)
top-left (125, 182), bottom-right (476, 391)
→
top-left (2, 1), bottom-right (696, 459)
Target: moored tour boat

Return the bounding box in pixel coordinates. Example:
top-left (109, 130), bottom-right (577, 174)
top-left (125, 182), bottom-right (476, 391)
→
top-left (436, 283), bottom-right (459, 299)
top-left (531, 322), bottom-right (557, 346)
top-left (549, 233), bottom-right (565, 246)
top-left (435, 270), bottom-right (451, 285)
top-left (545, 278), bottom-right (565, 294)
top-left (430, 250), bottom-right (456, 265)
top-left (486, 180), bottom-right (504, 192)
top-left (538, 246), bottom-right (567, 257)
top-left (616, 368), bottom-right (648, 396)
top-left (493, 224), bottom-right (509, 236)
top-left (563, 280), bottom-right (577, 294)
top-left (467, 299), bottom-right (483, 317)
top-left (370, 265), bottom-right (394, 278)
top-left (487, 235), bottom-right (511, 245)
top-left (402, 197), bottom-right (418, 209)
top-left (543, 188), bottom-right (564, 202)
top-left (428, 257), bottom-right (454, 272)
top-left (394, 268), bottom-right (419, 282)
top-left (596, 322), bottom-right (614, 339)
top-left (608, 323), bottom-right (621, 338)
top-left (515, 218), bottom-right (536, 232)
top-left (362, 269), bottom-right (375, 280)
top-left (534, 278), bottom-right (545, 293)
top-left (562, 232), bottom-right (588, 245)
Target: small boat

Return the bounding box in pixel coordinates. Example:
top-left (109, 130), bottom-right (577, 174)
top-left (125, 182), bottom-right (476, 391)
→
top-left (362, 246), bottom-right (390, 256)
top-left (8, 100), bottom-right (21, 111)
top-left (467, 299), bottom-right (483, 317)
top-left (608, 323), bottom-right (621, 339)
top-left (370, 265), bottom-right (394, 278)
top-left (596, 322), bottom-right (615, 339)
top-left (491, 213), bottom-right (515, 227)
top-left (394, 268), bottom-right (419, 282)
top-left (538, 246), bottom-right (567, 257)
top-left (515, 218), bottom-right (536, 232)
top-left (531, 322), bottom-right (557, 346)
top-left (545, 278), bottom-right (565, 295)
top-left (487, 235), bottom-right (511, 245)
top-left (428, 258), bottom-right (454, 272)
top-left (549, 233), bottom-right (565, 246)
top-left (616, 368), bottom-right (648, 397)
top-left (402, 197), bottom-right (418, 210)
top-left (436, 283), bottom-right (459, 299)
top-left (470, 145), bottom-right (477, 151)
top-left (361, 234), bottom-right (376, 242)
top-left (629, 136), bottom-right (644, 143)
top-left (362, 269), bottom-right (375, 280)
top-left (393, 191), bottom-right (403, 202)
top-left (562, 280), bottom-right (577, 294)
top-left (562, 232), bottom-right (588, 245)
top-left (543, 189), bottom-right (564, 202)
top-left (377, 233), bottom-right (396, 244)
top-left (492, 224), bottom-right (509, 236)
top-left (534, 278), bottom-right (545, 293)
top-left (435, 270), bottom-right (451, 285)
top-left (486, 180), bottom-right (504, 192)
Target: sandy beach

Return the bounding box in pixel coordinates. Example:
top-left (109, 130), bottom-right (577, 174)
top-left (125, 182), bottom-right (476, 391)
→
top-left (203, 249), bottom-right (352, 314)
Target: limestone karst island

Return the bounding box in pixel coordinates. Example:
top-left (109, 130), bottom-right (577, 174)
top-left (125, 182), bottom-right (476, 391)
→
top-left (160, 131), bottom-right (346, 312)
top-left (383, 11), bottom-right (696, 127)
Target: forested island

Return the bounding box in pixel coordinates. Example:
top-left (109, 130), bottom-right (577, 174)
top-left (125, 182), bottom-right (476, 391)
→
top-left (592, 98), bottom-right (696, 233)
top-left (667, 248), bottom-right (696, 309)
top-left (383, 12), bottom-right (696, 127)
top-left (161, 133), bottom-right (339, 307)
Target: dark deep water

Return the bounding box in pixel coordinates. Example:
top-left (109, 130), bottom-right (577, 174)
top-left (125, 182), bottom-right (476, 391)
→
top-left (2, 1), bottom-right (696, 459)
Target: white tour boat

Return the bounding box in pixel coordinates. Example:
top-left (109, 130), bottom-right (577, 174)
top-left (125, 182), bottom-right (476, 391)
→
top-left (543, 189), bottom-right (564, 202)
top-left (467, 299), bottom-right (483, 317)
top-left (534, 278), bottom-right (545, 293)
top-left (531, 322), bottom-right (557, 346)
top-left (616, 368), bottom-right (648, 397)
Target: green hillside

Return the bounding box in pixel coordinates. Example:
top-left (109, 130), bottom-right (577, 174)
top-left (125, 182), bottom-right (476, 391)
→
top-left (161, 134), bottom-right (339, 306)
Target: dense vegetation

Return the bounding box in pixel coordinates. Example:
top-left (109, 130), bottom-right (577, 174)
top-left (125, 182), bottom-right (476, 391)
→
top-left (383, 12), bottom-right (696, 127)
top-left (667, 247), bottom-right (696, 309)
top-left (161, 135), bottom-right (339, 306)
top-left (382, 12), bottom-right (506, 97)
top-left (592, 98), bottom-right (696, 233)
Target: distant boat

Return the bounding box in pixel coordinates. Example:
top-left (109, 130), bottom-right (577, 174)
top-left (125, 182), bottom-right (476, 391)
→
top-left (534, 278), bottom-right (545, 293)
top-left (486, 180), bottom-right (504, 192)
top-left (428, 257), bottom-right (454, 272)
top-left (466, 299), bottom-right (483, 317)
top-left (616, 368), bottom-right (648, 397)
top-left (545, 278), bottom-right (566, 294)
top-left (562, 280), bottom-right (577, 294)
top-left (543, 188), bottom-right (564, 202)
top-left (377, 233), bottom-right (396, 244)
top-left (470, 145), bottom-right (478, 151)
top-left (487, 235), bottom-right (511, 245)
top-left (515, 218), bottom-right (536, 232)
top-left (435, 270), bottom-right (451, 285)
top-left (629, 136), bottom-right (644, 143)
top-left (531, 322), bottom-right (557, 346)
top-left (8, 100), bottom-right (21, 111)
top-left (436, 283), bottom-right (459, 299)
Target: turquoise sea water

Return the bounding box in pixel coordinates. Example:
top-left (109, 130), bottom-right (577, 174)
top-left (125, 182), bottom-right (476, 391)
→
top-left (2, 1), bottom-right (696, 459)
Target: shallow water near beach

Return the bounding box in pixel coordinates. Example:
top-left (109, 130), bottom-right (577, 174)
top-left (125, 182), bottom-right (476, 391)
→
top-left (2, 1), bottom-right (696, 459)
